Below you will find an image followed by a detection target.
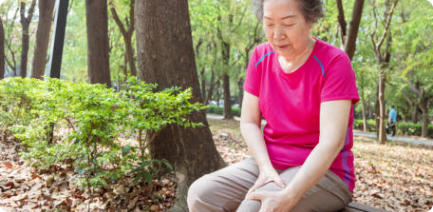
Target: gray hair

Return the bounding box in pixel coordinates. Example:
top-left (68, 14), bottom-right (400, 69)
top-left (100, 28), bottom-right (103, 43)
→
top-left (251, 0), bottom-right (325, 23)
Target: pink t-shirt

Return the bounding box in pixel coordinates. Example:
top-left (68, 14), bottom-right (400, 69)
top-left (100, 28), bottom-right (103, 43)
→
top-left (243, 39), bottom-right (360, 192)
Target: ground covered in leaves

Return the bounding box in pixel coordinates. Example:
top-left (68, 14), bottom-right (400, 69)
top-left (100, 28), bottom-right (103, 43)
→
top-left (1, 118), bottom-right (433, 211)
top-left (207, 119), bottom-right (433, 212)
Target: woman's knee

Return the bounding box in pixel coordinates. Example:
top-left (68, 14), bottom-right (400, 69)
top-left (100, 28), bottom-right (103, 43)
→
top-left (187, 175), bottom-right (209, 206)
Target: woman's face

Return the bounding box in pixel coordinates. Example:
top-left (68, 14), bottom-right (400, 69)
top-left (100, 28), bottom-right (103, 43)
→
top-left (262, 0), bottom-right (313, 60)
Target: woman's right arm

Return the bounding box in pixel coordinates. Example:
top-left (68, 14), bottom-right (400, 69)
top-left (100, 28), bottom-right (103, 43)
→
top-left (240, 91), bottom-right (285, 193)
top-left (240, 91), bottom-right (272, 171)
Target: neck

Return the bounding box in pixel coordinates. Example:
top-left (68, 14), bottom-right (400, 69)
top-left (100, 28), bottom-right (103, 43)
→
top-left (279, 37), bottom-right (315, 73)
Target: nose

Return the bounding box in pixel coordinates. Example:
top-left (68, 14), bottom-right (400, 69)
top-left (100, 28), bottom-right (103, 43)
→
top-left (273, 28), bottom-right (286, 40)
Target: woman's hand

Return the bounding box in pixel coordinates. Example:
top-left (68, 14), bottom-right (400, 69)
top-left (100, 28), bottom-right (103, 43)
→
top-left (247, 189), bottom-right (300, 212)
top-left (246, 167), bottom-right (285, 197)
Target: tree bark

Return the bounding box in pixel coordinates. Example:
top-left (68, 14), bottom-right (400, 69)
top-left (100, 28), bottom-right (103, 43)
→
top-left (222, 73), bottom-right (233, 119)
top-left (344, 0), bottom-right (364, 60)
top-left (215, 79), bottom-right (221, 106)
top-left (361, 100), bottom-right (368, 132)
top-left (205, 69), bottom-right (215, 105)
top-left (109, 0), bottom-right (137, 76)
top-left (0, 18), bottom-right (4, 79)
top-left (408, 72), bottom-right (430, 137)
top-left (86, 0), bottom-right (111, 87)
top-left (31, 0), bottom-right (55, 79)
top-left (420, 103), bottom-right (429, 138)
top-left (135, 1), bottom-right (225, 211)
top-left (370, 0), bottom-right (399, 143)
top-left (237, 77), bottom-right (244, 107)
top-left (217, 15), bottom-right (233, 120)
top-left (336, 0), bottom-right (365, 60)
top-left (200, 67), bottom-right (206, 102)
top-left (378, 70), bottom-right (386, 143)
top-left (19, 0), bottom-right (36, 78)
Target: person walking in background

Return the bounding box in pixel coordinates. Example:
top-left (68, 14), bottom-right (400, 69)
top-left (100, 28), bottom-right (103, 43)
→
top-left (388, 105), bottom-right (397, 136)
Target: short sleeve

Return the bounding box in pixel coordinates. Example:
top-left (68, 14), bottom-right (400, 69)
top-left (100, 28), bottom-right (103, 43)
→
top-left (243, 48), bottom-right (261, 97)
top-left (321, 54), bottom-right (360, 104)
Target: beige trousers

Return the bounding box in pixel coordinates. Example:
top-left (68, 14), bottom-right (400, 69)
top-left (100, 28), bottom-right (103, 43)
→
top-left (187, 157), bottom-right (352, 212)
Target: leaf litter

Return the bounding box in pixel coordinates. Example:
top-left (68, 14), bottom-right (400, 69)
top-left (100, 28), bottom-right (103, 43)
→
top-left (0, 118), bottom-right (432, 211)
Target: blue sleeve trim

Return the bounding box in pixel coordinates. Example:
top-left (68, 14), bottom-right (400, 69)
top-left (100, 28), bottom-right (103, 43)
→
top-left (313, 55), bottom-right (325, 77)
top-left (255, 51), bottom-right (275, 67)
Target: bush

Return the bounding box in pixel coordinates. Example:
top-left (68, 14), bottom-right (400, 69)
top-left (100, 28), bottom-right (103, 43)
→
top-left (354, 119), bottom-right (433, 138)
top-left (207, 105), bottom-right (241, 117)
top-left (0, 77), bottom-right (204, 190)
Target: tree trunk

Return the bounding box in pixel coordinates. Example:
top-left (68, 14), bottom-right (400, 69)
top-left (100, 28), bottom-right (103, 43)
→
top-left (237, 77), bottom-right (244, 108)
top-left (205, 69), bottom-right (214, 105)
top-left (378, 71), bottom-right (386, 143)
top-left (411, 105), bottom-right (418, 123)
top-left (0, 18), bottom-right (4, 79)
top-left (20, 28), bottom-right (30, 78)
top-left (420, 110), bottom-right (428, 138)
top-left (86, 0), bottom-right (111, 87)
top-left (19, 0), bottom-right (36, 78)
top-left (221, 40), bottom-right (232, 119)
top-left (361, 100), bottom-right (368, 132)
top-left (419, 98), bottom-right (429, 137)
top-left (344, 0), bottom-right (364, 60)
top-left (370, 0), bottom-right (398, 143)
top-left (215, 79), bottom-right (221, 106)
top-left (200, 67), bottom-right (206, 102)
top-left (223, 73), bottom-right (233, 119)
top-left (336, 0), bottom-right (365, 60)
top-left (31, 0), bottom-right (55, 79)
top-left (110, 0), bottom-right (137, 76)
top-left (124, 36), bottom-right (136, 76)
top-left (375, 84), bottom-right (380, 138)
top-left (135, 1), bottom-right (225, 211)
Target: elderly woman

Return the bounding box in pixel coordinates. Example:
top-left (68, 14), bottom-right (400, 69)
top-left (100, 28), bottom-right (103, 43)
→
top-left (187, 0), bottom-right (359, 211)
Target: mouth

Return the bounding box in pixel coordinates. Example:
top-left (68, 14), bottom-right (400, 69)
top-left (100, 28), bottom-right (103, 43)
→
top-left (275, 44), bottom-right (289, 49)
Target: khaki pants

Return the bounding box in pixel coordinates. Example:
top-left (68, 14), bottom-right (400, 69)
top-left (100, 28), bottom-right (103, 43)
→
top-left (187, 157), bottom-right (352, 212)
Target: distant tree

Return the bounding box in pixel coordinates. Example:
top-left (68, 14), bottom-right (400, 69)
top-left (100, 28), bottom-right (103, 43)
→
top-left (135, 0), bottom-right (225, 210)
top-left (3, 6), bottom-right (19, 76)
top-left (109, 0), bottom-right (137, 77)
top-left (370, 0), bottom-right (399, 143)
top-left (336, 0), bottom-right (365, 60)
top-left (86, 0), bottom-right (111, 87)
top-left (31, 0), bottom-right (55, 79)
top-left (336, 0), bottom-right (366, 130)
top-left (19, 0), bottom-right (36, 78)
top-left (0, 18), bottom-right (4, 79)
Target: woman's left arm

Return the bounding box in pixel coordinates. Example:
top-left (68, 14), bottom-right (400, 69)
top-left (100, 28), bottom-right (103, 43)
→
top-left (248, 100), bottom-right (352, 212)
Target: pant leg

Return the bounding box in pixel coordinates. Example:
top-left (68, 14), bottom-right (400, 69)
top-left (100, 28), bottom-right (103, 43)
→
top-left (391, 124), bottom-right (396, 136)
top-left (237, 166), bottom-right (352, 212)
top-left (187, 157), bottom-right (259, 212)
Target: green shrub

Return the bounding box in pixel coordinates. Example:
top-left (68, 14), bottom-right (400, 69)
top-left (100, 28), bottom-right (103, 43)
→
top-left (354, 119), bottom-right (433, 138)
top-left (0, 77), bottom-right (204, 190)
top-left (207, 105), bottom-right (241, 117)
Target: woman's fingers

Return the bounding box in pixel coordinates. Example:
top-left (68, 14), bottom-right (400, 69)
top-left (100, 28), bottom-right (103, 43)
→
top-left (247, 180), bottom-right (264, 194)
top-left (273, 176), bottom-right (286, 188)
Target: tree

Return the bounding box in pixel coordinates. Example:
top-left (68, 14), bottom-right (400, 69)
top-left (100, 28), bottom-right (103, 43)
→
top-left (336, 0), bottom-right (365, 60)
top-left (135, 1), bottom-right (225, 211)
top-left (3, 5), bottom-right (19, 77)
top-left (0, 18), bottom-right (4, 79)
top-left (109, 0), bottom-right (137, 77)
top-left (392, 1), bottom-right (433, 137)
top-left (86, 0), bottom-right (111, 87)
top-left (19, 0), bottom-right (36, 78)
top-left (369, 0), bottom-right (399, 143)
top-left (31, 0), bottom-right (55, 79)
top-left (335, 0), bottom-right (367, 130)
